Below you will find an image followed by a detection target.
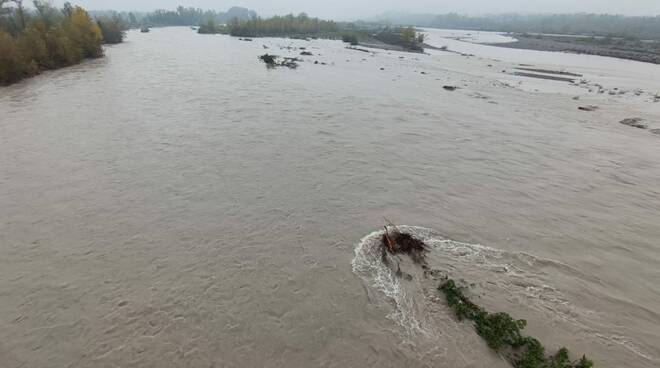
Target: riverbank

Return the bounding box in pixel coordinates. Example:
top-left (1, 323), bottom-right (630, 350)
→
top-left (0, 4), bottom-right (124, 86)
top-left (490, 33), bottom-right (660, 64)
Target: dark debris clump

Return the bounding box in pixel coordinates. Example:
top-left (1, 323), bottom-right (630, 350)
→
top-left (381, 226), bottom-right (429, 265)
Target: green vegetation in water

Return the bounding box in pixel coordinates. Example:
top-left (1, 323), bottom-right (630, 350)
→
top-left (258, 53), bottom-right (299, 69)
top-left (342, 33), bottom-right (358, 45)
top-left (197, 19), bottom-right (227, 35)
top-left (372, 26), bottom-right (425, 52)
top-left (96, 15), bottom-right (126, 44)
top-left (1, 1), bottom-right (106, 85)
top-left (439, 280), bottom-right (594, 368)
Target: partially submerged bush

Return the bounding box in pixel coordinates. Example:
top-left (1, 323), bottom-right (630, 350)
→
top-left (375, 26), bottom-right (425, 52)
top-left (258, 54), bottom-right (299, 69)
top-left (198, 19), bottom-right (227, 34)
top-left (96, 16), bottom-right (126, 44)
top-left (440, 280), bottom-right (594, 368)
top-left (377, 225), bottom-right (594, 368)
top-left (259, 53), bottom-right (277, 65)
top-left (342, 33), bottom-right (358, 45)
top-left (382, 226), bottom-right (428, 265)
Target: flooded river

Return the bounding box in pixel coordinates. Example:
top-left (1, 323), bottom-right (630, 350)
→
top-left (1, 27), bottom-right (660, 367)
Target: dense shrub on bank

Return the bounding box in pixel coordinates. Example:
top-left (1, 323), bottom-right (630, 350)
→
top-left (342, 33), bottom-right (358, 45)
top-left (223, 14), bottom-right (425, 52)
top-left (96, 15), bottom-right (126, 44)
top-left (228, 13), bottom-right (338, 37)
top-left (0, 1), bottom-right (104, 85)
top-left (197, 19), bottom-right (227, 34)
top-left (375, 26), bottom-right (425, 51)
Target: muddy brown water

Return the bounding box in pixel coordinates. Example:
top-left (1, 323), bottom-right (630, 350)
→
top-left (1, 27), bottom-right (660, 367)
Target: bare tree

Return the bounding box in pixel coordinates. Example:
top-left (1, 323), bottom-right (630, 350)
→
top-left (11, 0), bottom-right (25, 29)
top-left (33, 0), bottom-right (59, 27)
top-left (0, 0), bottom-right (12, 15)
top-left (62, 1), bottom-right (72, 18)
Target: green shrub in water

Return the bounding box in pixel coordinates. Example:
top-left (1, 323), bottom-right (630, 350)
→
top-left (439, 280), bottom-right (594, 368)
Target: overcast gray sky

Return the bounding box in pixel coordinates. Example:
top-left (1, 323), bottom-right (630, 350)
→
top-left (72, 0), bottom-right (660, 19)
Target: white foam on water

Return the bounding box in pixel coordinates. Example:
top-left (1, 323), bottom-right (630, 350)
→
top-left (352, 228), bottom-right (430, 336)
top-left (352, 226), bottom-right (658, 364)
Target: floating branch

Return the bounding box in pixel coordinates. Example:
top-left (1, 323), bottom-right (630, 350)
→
top-left (381, 225), bottom-right (429, 265)
top-left (258, 54), bottom-right (300, 69)
top-left (377, 224), bottom-right (595, 368)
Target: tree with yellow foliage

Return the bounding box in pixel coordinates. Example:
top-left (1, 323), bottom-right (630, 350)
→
top-left (67, 6), bottom-right (102, 58)
top-left (0, 3), bottom-right (104, 85)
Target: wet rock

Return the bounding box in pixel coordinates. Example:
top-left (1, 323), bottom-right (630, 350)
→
top-left (424, 268), bottom-right (447, 281)
top-left (620, 118), bottom-right (647, 129)
top-left (281, 57), bottom-right (301, 69)
top-left (578, 105), bottom-right (598, 111)
top-left (259, 54), bottom-right (277, 65)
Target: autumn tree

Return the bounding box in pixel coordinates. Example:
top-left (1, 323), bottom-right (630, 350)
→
top-left (0, 3), bottom-right (106, 85)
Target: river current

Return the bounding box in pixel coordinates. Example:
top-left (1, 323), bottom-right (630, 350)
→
top-left (1, 27), bottom-right (660, 367)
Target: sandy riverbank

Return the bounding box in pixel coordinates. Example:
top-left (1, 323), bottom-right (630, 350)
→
top-left (491, 33), bottom-right (660, 64)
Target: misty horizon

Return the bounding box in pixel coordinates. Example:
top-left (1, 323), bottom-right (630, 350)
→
top-left (65, 0), bottom-right (660, 20)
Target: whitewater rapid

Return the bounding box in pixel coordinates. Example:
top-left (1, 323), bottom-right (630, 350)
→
top-left (351, 226), bottom-right (656, 366)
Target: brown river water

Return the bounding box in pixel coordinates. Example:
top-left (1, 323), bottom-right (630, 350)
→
top-left (1, 27), bottom-right (660, 367)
